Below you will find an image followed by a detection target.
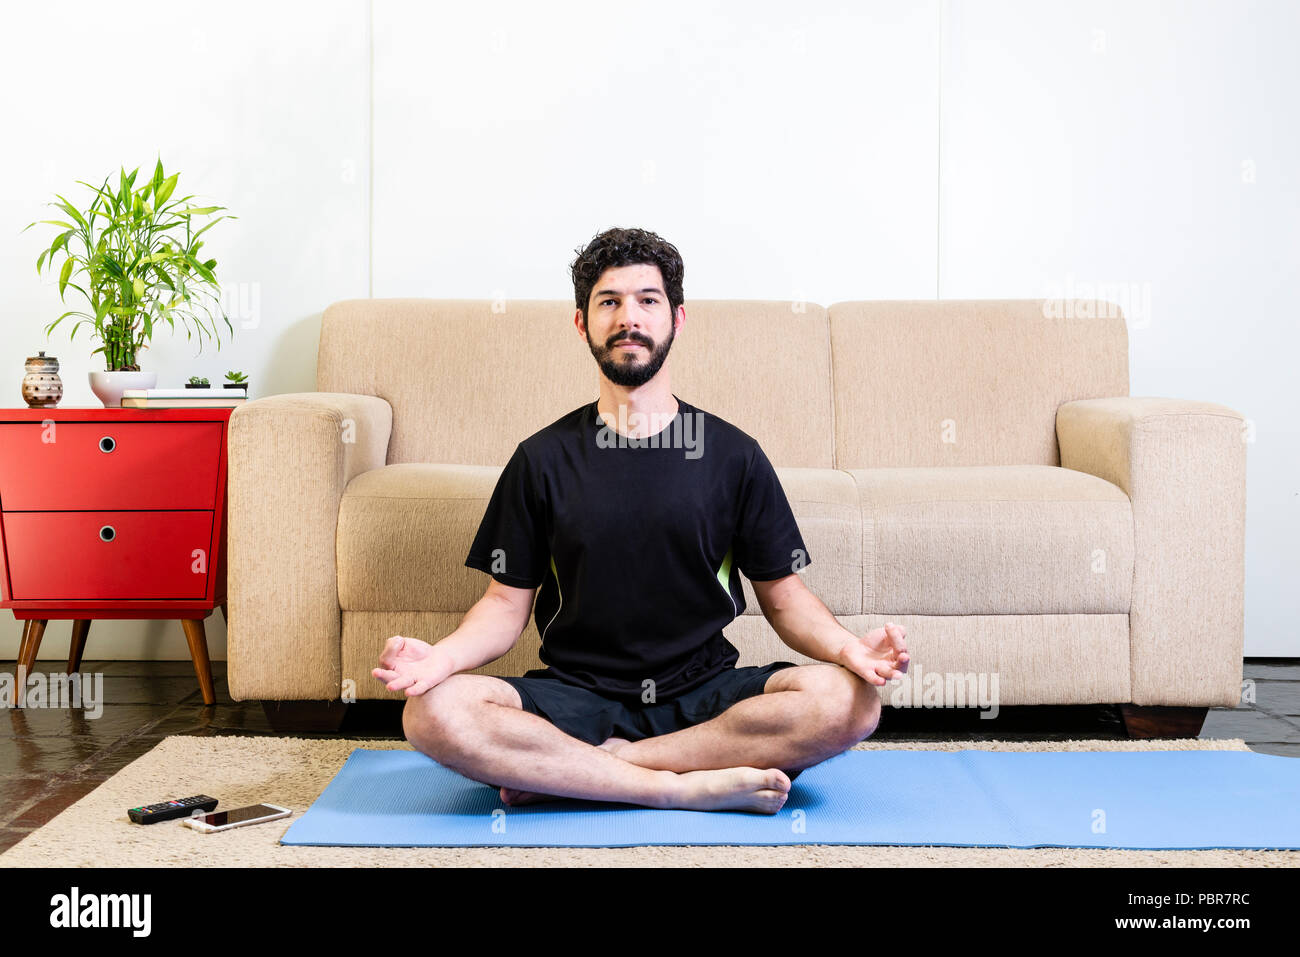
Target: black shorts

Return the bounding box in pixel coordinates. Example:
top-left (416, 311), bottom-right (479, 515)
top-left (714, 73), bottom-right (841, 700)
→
top-left (497, 661), bottom-right (799, 746)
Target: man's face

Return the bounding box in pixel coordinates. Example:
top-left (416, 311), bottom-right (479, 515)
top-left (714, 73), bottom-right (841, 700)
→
top-left (581, 262), bottom-right (679, 388)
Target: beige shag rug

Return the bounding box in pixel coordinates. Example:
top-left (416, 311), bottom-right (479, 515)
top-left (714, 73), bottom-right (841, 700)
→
top-left (2, 735), bottom-right (1296, 867)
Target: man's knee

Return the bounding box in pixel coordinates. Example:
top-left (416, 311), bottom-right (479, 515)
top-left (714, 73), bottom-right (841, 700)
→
top-left (402, 674), bottom-right (486, 757)
top-left (839, 667), bottom-right (882, 745)
top-left (799, 665), bottom-right (881, 749)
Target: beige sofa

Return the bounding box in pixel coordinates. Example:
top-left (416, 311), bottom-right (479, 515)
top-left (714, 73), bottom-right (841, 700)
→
top-left (226, 298), bottom-right (1247, 736)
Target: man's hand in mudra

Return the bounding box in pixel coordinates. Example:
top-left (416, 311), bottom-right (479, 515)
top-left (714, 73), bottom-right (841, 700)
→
top-left (833, 622), bottom-right (910, 686)
top-left (372, 634), bottom-right (448, 696)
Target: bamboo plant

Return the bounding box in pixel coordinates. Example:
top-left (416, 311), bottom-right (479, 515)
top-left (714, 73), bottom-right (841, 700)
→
top-left (25, 159), bottom-right (236, 371)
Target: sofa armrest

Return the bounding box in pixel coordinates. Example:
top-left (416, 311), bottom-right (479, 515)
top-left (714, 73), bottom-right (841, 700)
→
top-left (1056, 397), bottom-right (1247, 707)
top-left (226, 392), bottom-right (393, 700)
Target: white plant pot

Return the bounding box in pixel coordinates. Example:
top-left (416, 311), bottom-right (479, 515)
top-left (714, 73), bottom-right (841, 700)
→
top-left (88, 370), bottom-right (158, 408)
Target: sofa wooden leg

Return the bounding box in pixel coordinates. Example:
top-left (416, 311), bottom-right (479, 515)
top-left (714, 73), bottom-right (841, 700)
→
top-left (1118, 704), bottom-right (1208, 739)
top-left (261, 700), bottom-right (348, 733)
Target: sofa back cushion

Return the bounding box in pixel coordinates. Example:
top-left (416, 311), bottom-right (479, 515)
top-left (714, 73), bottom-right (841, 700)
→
top-left (828, 299), bottom-right (1129, 468)
top-left (318, 298), bottom-right (834, 467)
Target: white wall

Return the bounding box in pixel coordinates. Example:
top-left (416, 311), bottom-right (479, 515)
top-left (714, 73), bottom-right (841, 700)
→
top-left (1, 0), bottom-right (1293, 661)
top-left (372, 0), bottom-right (940, 302)
top-left (0, 0), bottom-right (371, 662)
top-left (936, 0), bottom-right (1299, 657)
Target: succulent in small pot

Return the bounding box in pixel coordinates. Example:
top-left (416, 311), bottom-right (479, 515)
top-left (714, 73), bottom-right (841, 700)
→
top-left (224, 370), bottom-right (248, 391)
top-left (186, 375), bottom-right (210, 389)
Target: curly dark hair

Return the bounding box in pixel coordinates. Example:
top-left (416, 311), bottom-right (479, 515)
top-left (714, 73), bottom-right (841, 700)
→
top-left (569, 227), bottom-right (685, 326)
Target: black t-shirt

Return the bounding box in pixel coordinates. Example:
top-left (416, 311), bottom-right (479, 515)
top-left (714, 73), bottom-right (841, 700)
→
top-left (464, 394), bottom-right (811, 703)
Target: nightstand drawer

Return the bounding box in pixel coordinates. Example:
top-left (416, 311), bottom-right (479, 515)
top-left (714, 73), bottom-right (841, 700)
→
top-left (0, 422), bottom-right (222, 510)
top-left (2, 510), bottom-right (214, 600)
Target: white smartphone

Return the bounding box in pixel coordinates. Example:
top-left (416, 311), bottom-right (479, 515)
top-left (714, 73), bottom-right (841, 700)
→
top-left (181, 803), bottom-right (291, 833)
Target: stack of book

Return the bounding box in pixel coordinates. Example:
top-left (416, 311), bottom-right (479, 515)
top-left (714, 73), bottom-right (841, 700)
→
top-left (120, 388), bottom-right (248, 409)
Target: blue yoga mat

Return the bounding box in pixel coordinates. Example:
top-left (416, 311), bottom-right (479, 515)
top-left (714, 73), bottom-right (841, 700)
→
top-left (278, 747), bottom-right (1300, 850)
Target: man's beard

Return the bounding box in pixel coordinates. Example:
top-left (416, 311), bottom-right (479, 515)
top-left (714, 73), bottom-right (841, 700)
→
top-left (586, 320), bottom-right (676, 388)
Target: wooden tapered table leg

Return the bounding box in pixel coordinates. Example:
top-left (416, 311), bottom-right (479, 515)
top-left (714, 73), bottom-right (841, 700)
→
top-left (17, 619), bottom-right (45, 676)
top-left (12, 620), bottom-right (47, 710)
top-left (67, 619), bottom-right (91, 675)
top-left (16, 620), bottom-right (32, 669)
top-left (181, 618), bottom-right (216, 706)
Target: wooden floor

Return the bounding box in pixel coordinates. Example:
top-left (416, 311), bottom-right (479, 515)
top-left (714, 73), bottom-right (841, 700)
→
top-left (1, 658), bottom-right (1296, 855)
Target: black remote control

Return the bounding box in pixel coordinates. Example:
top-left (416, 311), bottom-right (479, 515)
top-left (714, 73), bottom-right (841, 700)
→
top-left (128, 795), bottom-right (218, 824)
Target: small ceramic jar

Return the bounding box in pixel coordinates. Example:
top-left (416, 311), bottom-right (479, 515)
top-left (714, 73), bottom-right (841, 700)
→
top-left (22, 351), bottom-right (63, 408)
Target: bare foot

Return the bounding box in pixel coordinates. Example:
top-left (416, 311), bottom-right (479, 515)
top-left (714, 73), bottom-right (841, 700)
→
top-left (669, 767), bottom-right (792, 814)
top-left (498, 736), bottom-right (631, 806)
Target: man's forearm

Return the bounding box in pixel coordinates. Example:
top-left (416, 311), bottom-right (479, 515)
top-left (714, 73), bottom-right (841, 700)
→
top-left (764, 582), bottom-right (855, 664)
top-left (430, 593), bottom-right (527, 680)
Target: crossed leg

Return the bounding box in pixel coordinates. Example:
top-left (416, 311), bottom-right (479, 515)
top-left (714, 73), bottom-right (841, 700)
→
top-left (500, 662), bottom-right (880, 805)
top-left (403, 662), bottom-right (880, 810)
top-left (403, 674), bottom-right (793, 813)
top-left (607, 662), bottom-right (881, 780)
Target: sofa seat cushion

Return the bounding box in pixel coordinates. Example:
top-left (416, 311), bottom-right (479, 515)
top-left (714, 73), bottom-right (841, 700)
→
top-left (737, 467), bottom-right (861, 616)
top-left (337, 462), bottom-right (865, 615)
top-left (337, 463), bottom-right (509, 613)
top-left (846, 465), bottom-right (1133, 615)
top-left (337, 462), bottom-right (1129, 618)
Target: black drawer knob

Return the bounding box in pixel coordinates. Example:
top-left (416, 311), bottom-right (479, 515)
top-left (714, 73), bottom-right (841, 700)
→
top-left (99, 525), bottom-right (115, 542)
top-left (99, 436), bottom-right (116, 453)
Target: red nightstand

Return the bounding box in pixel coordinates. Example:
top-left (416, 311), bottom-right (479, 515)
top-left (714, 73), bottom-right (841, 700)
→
top-left (0, 406), bottom-right (231, 705)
